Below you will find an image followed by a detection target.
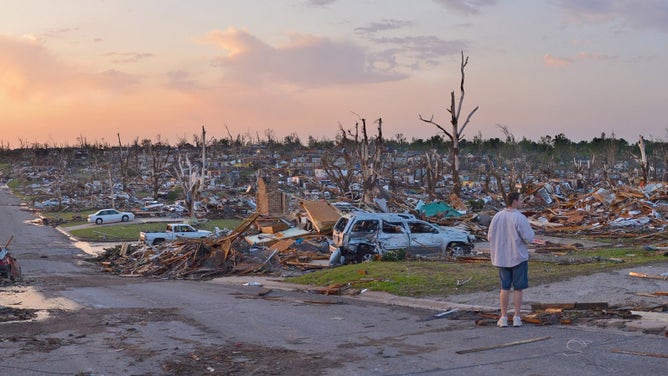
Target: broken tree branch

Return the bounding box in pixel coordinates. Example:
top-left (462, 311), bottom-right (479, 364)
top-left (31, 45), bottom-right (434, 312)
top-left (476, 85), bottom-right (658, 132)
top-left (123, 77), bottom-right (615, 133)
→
top-left (611, 349), bottom-right (668, 359)
top-left (456, 336), bottom-right (552, 354)
top-left (628, 271), bottom-right (668, 281)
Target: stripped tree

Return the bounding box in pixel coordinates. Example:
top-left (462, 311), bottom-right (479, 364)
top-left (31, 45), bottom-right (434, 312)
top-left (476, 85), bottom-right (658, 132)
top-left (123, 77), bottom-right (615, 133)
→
top-left (143, 137), bottom-right (173, 200)
top-left (320, 126), bottom-right (357, 196)
top-left (419, 51), bottom-right (478, 197)
top-left (636, 135), bottom-right (649, 186)
top-left (174, 126), bottom-right (208, 218)
top-left (421, 149), bottom-right (445, 199)
top-left (344, 115), bottom-right (384, 206)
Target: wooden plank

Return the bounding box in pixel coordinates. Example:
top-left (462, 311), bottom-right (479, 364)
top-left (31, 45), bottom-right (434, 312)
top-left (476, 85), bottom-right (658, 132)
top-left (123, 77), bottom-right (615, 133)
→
top-left (629, 271), bottom-right (668, 280)
top-left (260, 222), bottom-right (289, 234)
top-left (456, 336), bottom-right (551, 354)
top-left (531, 302), bottom-right (608, 311)
top-left (300, 200), bottom-right (342, 233)
top-left (611, 349), bottom-right (668, 359)
top-left (531, 303), bottom-right (574, 311)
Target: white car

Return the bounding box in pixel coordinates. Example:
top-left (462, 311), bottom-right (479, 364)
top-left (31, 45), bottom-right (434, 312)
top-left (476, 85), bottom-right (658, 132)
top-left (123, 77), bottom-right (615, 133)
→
top-left (87, 209), bottom-right (135, 225)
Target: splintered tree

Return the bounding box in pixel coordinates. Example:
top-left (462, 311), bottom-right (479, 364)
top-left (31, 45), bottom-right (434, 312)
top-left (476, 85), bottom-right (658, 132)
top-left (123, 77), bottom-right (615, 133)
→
top-left (636, 135), bottom-right (649, 186)
top-left (320, 126), bottom-right (357, 195)
top-left (142, 137), bottom-right (173, 200)
top-left (339, 116), bottom-right (385, 205)
top-left (174, 126), bottom-right (208, 217)
top-left (419, 51), bottom-right (478, 197)
top-left (174, 151), bottom-right (201, 216)
top-left (116, 133), bottom-right (133, 191)
top-left (420, 149), bottom-right (445, 199)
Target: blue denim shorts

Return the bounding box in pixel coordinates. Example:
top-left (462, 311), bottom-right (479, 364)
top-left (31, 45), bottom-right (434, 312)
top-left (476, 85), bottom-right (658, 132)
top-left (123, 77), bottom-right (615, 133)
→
top-left (498, 261), bottom-right (528, 290)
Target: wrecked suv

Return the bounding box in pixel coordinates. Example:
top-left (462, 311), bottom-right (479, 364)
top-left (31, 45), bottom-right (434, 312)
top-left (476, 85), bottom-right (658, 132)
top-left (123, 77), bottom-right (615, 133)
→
top-left (329, 212), bottom-right (474, 265)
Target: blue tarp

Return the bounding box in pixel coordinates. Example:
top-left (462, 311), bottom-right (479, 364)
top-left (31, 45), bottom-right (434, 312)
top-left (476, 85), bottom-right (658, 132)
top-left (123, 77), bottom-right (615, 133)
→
top-left (418, 201), bottom-right (462, 218)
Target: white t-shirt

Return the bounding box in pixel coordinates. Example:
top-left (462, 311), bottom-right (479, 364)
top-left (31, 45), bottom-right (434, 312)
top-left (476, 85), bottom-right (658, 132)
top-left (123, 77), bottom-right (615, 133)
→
top-left (488, 208), bottom-right (535, 267)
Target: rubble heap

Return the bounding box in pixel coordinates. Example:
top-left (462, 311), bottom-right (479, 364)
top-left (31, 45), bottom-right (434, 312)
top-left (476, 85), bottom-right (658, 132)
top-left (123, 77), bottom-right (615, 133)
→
top-left (526, 183), bottom-right (668, 241)
top-left (94, 214), bottom-right (331, 280)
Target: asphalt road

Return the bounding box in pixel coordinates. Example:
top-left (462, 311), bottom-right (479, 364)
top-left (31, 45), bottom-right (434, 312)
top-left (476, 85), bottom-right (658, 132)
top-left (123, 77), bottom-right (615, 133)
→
top-left (1, 185), bottom-right (667, 376)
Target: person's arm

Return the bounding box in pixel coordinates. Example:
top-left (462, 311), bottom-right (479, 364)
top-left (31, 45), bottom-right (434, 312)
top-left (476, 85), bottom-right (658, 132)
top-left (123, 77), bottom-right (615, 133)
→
top-left (487, 216), bottom-right (496, 242)
top-left (516, 216), bottom-right (535, 244)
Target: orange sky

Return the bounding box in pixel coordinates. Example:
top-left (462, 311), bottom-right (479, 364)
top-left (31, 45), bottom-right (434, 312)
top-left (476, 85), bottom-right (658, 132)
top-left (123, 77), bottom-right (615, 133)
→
top-left (1, 1), bottom-right (667, 148)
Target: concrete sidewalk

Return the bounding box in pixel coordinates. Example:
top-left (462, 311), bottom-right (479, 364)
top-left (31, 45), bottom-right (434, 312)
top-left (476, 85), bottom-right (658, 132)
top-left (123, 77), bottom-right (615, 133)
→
top-left (216, 273), bottom-right (668, 337)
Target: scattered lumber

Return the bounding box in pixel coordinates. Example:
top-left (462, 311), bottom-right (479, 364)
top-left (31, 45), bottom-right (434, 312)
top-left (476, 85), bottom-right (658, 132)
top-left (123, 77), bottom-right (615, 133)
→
top-left (628, 271), bottom-right (668, 281)
top-left (93, 214), bottom-right (331, 280)
top-left (530, 302), bottom-right (609, 311)
top-left (456, 336), bottom-right (551, 354)
top-left (611, 349), bottom-right (668, 359)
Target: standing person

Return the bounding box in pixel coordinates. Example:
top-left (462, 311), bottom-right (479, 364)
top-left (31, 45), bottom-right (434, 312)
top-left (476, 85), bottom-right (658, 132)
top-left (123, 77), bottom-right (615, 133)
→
top-left (487, 191), bottom-right (535, 327)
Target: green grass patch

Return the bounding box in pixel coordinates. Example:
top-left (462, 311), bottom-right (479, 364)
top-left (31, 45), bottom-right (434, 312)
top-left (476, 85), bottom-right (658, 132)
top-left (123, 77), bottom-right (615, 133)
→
top-left (288, 247), bottom-right (668, 298)
top-left (41, 210), bottom-right (91, 224)
top-left (196, 219), bottom-right (243, 232)
top-left (6, 179), bottom-right (33, 202)
top-left (69, 223), bottom-right (147, 242)
top-left (66, 218), bottom-right (243, 242)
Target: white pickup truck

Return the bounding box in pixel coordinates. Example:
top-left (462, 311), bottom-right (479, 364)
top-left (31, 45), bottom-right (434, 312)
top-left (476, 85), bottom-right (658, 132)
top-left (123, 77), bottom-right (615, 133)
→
top-left (139, 223), bottom-right (212, 245)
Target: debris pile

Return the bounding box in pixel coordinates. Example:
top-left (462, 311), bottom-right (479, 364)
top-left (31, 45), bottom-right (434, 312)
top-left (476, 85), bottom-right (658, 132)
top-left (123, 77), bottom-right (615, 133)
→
top-left (94, 214), bottom-right (331, 280)
top-left (525, 184), bottom-right (668, 240)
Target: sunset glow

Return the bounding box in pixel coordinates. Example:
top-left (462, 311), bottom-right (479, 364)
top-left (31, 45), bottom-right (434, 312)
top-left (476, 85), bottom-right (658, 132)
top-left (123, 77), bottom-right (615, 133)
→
top-left (1, 0), bottom-right (666, 148)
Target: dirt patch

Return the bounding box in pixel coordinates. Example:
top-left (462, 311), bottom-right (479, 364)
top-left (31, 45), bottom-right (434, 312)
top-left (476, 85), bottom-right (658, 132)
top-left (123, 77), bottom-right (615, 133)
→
top-left (0, 306), bottom-right (38, 323)
top-left (162, 343), bottom-right (341, 376)
top-left (1, 303), bottom-right (343, 375)
top-left (0, 306), bottom-right (187, 349)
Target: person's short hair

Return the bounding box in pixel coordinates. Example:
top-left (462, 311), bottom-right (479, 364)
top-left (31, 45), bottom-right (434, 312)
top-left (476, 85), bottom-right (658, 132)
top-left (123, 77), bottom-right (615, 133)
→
top-left (507, 191), bottom-right (521, 207)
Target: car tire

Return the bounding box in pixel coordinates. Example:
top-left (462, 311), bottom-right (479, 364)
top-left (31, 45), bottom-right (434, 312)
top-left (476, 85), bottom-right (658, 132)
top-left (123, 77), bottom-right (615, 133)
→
top-left (153, 238), bottom-right (165, 246)
top-left (355, 243), bottom-right (377, 263)
top-left (447, 242), bottom-right (473, 257)
top-left (356, 251), bottom-right (376, 263)
top-left (122, 215), bottom-right (129, 222)
top-left (95, 218), bottom-right (103, 225)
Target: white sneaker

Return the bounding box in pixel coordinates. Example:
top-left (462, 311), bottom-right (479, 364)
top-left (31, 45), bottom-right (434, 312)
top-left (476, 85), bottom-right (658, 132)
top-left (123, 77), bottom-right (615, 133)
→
top-left (497, 317), bottom-right (508, 327)
top-left (513, 316), bottom-right (523, 327)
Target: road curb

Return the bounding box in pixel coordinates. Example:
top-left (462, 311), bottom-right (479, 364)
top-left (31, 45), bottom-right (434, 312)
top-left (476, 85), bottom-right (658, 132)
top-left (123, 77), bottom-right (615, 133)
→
top-left (213, 275), bottom-right (498, 312)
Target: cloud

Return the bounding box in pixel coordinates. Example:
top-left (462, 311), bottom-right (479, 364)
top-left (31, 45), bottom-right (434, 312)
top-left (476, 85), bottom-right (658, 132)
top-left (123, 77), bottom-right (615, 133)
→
top-left (354, 19), bottom-right (467, 72)
top-left (355, 19), bottom-right (413, 35)
top-left (571, 39), bottom-right (593, 46)
top-left (20, 28), bottom-right (79, 43)
top-left (431, 0), bottom-right (497, 15)
top-left (198, 27), bottom-right (405, 87)
top-left (544, 53), bottom-right (572, 67)
top-left (555, 0), bottom-right (668, 32)
top-left (93, 69), bottom-right (141, 92)
top-left (576, 51), bottom-right (619, 62)
top-left (166, 70), bottom-right (205, 91)
top-left (371, 35), bottom-right (467, 61)
top-left (544, 51), bottom-right (619, 67)
top-left (305, 0), bottom-right (338, 7)
top-left (103, 52), bottom-right (155, 64)
top-left (0, 34), bottom-right (140, 99)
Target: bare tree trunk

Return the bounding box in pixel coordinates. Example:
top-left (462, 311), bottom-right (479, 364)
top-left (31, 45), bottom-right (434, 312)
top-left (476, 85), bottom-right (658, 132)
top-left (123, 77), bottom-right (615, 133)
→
top-left (145, 141), bottom-right (172, 200)
top-left (419, 51), bottom-right (478, 197)
top-left (422, 149), bottom-right (444, 198)
top-left (638, 136), bottom-right (649, 186)
top-left (340, 116), bottom-right (384, 205)
top-left (201, 126), bottom-right (207, 191)
top-left (174, 152), bottom-right (201, 217)
top-left (116, 133), bottom-right (131, 191)
top-left (320, 135), bottom-right (356, 195)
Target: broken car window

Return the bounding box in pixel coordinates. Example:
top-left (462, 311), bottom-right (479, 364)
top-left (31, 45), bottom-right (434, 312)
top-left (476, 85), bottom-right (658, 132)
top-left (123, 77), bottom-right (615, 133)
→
top-left (382, 221), bottom-right (404, 233)
top-left (351, 220), bottom-right (379, 233)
